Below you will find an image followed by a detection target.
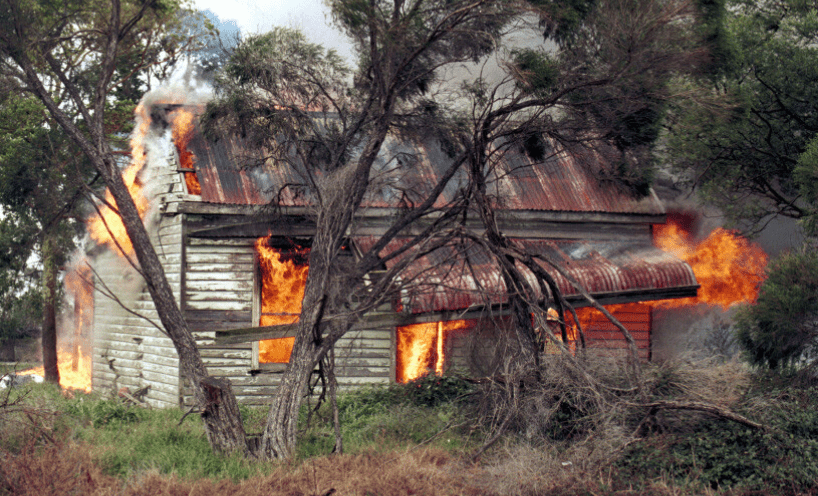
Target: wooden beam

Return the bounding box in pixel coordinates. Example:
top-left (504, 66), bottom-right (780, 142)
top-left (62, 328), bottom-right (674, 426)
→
top-left (215, 323), bottom-right (299, 344)
top-left (214, 285), bottom-right (700, 345)
top-left (177, 201), bottom-right (666, 225)
top-left (216, 308), bottom-right (501, 344)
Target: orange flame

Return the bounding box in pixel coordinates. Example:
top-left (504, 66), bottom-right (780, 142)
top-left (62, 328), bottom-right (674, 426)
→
top-left (255, 237), bottom-right (309, 363)
top-left (64, 262), bottom-right (94, 376)
top-left (19, 345), bottom-right (92, 393)
top-left (654, 219), bottom-right (768, 309)
top-left (542, 307), bottom-right (579, 353)
top-left (171, 108), bottom-right (201, 195)
top-left (396, 320), bottom-right (468, 383)
top-left (86, 103), bottom-right (152, 256)
top-left (87, 104), bottom-right (203, 255)
top-left (18, 261), bottom-right (96, 393)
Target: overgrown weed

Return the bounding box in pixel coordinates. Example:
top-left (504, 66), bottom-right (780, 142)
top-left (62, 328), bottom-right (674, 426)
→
top-left (1, 357), bottom-right (817, 495)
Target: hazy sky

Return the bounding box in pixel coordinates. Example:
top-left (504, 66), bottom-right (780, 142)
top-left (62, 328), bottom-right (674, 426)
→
top-left (192, 0), bottom-right (355, 61)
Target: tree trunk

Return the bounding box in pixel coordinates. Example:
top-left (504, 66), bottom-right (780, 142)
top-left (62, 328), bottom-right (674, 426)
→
top-left (468, 140), bottom-right (541, 371)
top-left (260, 337), bottom-right (317, 459)
top-left (41, 232), bottom-right (59, 385)
top-left (260, 160), bottom-right (374, 459)
top-left (11, 4), bottom-right (248, 456)
top-left (93, 135), bottom-right (249, 454)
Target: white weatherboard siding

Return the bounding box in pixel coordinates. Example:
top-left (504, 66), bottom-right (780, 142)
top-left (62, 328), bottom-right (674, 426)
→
top-left (91, 151), bottom-right (185, 408)
top-left (182, 240), bottom-right (263, 405)
top-left (334, 328), bottom-right (393, 388)
top-left (182, 239), bottom-right (395, 405)
top-left (91, 214), bottom-right (184, 408)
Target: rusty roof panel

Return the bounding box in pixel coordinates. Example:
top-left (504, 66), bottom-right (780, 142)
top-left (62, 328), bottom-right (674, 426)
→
top-left (185, 115), bottom-right (664, 215)
top-left (353, 237), bottom-right (698, 314)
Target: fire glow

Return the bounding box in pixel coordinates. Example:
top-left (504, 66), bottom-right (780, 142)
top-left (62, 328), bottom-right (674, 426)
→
top-left (86, 103), bottom-right (152, 256)
top-left (172, 108), bottom-right (202, 195)
top-left (256, 237), bottom-right (309, 363)
top-left (396, 320), bottom-right (468, 383)
top-left (19, 346), bottom-right (92, 393)
top-left (18, 262), bottom-right (95, 393)
top-left (87, 104), bottom-right (200, 256)
top-left (653, 218), bottom-right (768, 309)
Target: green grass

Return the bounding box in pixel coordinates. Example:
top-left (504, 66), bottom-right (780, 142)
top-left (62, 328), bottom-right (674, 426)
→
top-left (3, 367), bottom-right (818, 495)
top-left (0, 376), bottom-right (475, 481)
top-left (296, 376), bottom-right (475, 458)
top-left (0, 384), bottom-right (273, 481)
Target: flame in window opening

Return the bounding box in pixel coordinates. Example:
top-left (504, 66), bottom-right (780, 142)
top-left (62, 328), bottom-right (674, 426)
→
top-left (255, 237), bottom-right (309, 363)
top-left (653, 218), bottom-right (768, 309)
top-left (171, 108), bottom-right (201, 195)
top-left (396, 320), bottom-right (468, 383)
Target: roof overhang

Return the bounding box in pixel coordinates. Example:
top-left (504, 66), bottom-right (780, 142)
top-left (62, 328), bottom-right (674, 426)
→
top-left (352, 236), bottom-right (699, 316)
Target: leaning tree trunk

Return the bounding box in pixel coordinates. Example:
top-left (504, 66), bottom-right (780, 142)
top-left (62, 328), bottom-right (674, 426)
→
top-left (468, 134), bottom-right (541, 371)
top-left (32, 94), bottom-right (248, 454)
top-left (14, 9), bottom-right (248, 456)
top-left (260, 220), bottom-right (340, 459)
top-left (41, 232), bottom-right (59, 385)
top-left (260, 328), bottom-right (320, 459)
top-left (260, 141), bottom-right (383, 459)
top-left (100, 156), bottom-right (249, 455)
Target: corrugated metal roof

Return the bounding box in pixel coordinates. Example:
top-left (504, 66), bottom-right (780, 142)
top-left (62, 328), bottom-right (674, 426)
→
top-left (186, 122), bottom-right (665, 215)
top-left (353, 236), bottom-right (698, 314)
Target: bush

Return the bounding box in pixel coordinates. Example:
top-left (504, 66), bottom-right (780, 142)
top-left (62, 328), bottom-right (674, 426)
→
top-left (736, 247), bottom-right (818, 370)
top-left (66, 397), bottom-right (146, 427)
top-left (296, 375), bottom-right (473, 458)
top-left (399, 374), bottom-right (474, 407)
top-left (618, 383), bottom-right (818, 493)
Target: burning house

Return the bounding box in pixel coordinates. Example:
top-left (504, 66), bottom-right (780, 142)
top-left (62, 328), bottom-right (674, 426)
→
top-left (87, 102), bottom-right (729, 408)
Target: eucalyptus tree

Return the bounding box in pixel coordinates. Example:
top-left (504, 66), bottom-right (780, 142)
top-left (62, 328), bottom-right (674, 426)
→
top-left (0, 94), bottom-right (93, 383)
top-left (453, 0), bottom-right (712, 375)
top-left (0, 0), bottom-right (252, 455)
top-left (206, 0), bottom-right (714, 458)
top-left (667, 0), bottom-right (818, 233)
top-left (206, 0), bottom-right (519, 458)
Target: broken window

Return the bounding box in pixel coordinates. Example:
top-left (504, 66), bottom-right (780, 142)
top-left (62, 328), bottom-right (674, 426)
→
top-left (255, 237), bottom-right (309, 364)
top-left (395, 319), bottom-right (473, 383)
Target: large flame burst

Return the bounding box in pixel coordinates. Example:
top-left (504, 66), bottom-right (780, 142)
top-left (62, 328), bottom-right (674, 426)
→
top-left (86, 103), bottom-right (152, 256)
top-left (19, 262), bottom-right (94, 392)
top-left (654, 219), bottom-right (768, 309)
top-left (87, 104), bottom-right (200, 256)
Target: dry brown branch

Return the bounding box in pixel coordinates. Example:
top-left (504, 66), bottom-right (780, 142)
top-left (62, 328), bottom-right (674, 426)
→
top-left (629, 400), bottom-right (767, 431)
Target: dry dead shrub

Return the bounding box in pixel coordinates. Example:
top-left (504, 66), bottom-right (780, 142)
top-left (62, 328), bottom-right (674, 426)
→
top-left (466, 354), bottom-right (762, 495)
top-left (120, 448), bottom-right (489, 496)
top-left (0, 441), bottom-right (122, 495)
top-left (643, 356), bottom-right (751, 408)
top-left (0, 443), bottom-right (489, 496)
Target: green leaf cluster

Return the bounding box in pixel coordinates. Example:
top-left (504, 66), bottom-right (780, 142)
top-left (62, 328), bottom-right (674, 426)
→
top-left (619, 384), bottom-right (818, 493)
top-left (668, 0), bottom-right (818, 231)
top-left (735, 248), bottom-right (818, 370)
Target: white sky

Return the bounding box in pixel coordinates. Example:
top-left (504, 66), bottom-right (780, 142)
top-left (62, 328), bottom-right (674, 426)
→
top-left (192, 0), bottom-right (355, 61)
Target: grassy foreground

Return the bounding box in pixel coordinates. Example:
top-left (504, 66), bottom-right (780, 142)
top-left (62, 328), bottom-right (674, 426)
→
top-left (1, 358), bottom-right (817, 495)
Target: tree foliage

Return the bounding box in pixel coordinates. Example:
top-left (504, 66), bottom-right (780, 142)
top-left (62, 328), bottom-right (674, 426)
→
top-left (736, 248), bottom-right (818, 370)
top-left (667, 0), bottom-right (818, 232)
top-left (0, 0), bottom-right (254, 455)
top-left (205, 0), bottom-right (712, 459)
